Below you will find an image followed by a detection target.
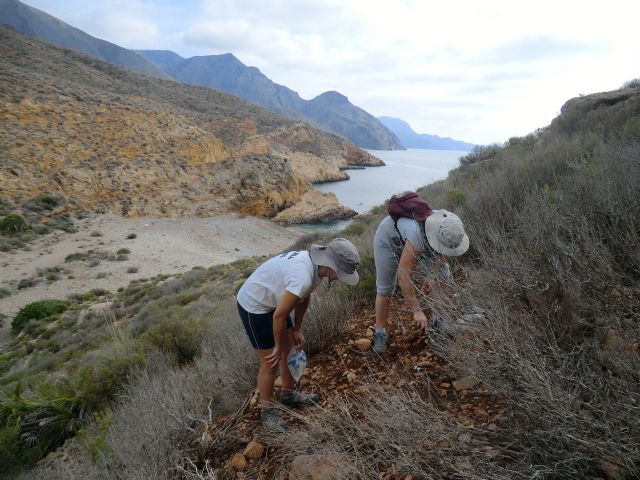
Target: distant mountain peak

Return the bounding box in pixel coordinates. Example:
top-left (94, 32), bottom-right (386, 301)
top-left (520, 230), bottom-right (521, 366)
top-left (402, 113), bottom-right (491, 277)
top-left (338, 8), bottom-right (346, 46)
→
top-left (313, 90), bottom-right (349, 104)
top-left (379, 116), bottom-right (474, 151)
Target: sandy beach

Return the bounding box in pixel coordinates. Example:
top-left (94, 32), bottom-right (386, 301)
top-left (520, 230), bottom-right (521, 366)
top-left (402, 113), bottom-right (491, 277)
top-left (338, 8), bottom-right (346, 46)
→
top-left (0, 213), bottom-right (302, 340)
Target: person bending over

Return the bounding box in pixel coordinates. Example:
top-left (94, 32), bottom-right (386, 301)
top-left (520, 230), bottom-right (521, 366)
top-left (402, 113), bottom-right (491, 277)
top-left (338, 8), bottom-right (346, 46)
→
top-left (236, 238), bottom-right (360, 431)
top-left (372, 209), bottom-right (469, 354)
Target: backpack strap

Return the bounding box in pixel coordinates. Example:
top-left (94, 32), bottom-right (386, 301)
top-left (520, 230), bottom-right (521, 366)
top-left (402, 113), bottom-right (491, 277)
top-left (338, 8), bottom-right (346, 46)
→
top-left (393, 216), bottom-right (426, 248)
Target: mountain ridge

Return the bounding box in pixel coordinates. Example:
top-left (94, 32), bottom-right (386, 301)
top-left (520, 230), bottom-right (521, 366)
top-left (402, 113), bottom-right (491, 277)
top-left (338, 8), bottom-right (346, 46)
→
top-left (137, 48), bottom-right (405, 150)
top-left (0, 0), bottom-right (169, 79)
top-left (379, 115), bottom-right (474, 151)
top-left (0, 0), bottom-right (402, 150)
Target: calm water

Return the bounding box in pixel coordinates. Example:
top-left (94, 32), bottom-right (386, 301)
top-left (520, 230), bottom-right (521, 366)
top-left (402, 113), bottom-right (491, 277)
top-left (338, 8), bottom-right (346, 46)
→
top-left (316, 148), bottom-right (465, 213)
top-left (289, 148), bottom-right (465, 234)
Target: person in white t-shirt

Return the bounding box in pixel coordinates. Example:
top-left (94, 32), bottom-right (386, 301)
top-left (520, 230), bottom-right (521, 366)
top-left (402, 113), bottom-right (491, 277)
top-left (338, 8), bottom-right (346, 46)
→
top-left (237, 238), bottom-right (360, 431)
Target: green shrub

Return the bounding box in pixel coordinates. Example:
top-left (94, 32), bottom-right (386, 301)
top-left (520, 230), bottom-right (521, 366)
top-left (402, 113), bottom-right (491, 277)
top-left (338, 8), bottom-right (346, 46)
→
top-left (31, 224), bottom-right (50, 235)
top-left (76, 354), bottom-right (145, 411)
top-left (45, 215), bottom-right (76, 233)
top-left (142, 318), bottom-right (204, 364)
top-left (0, 421), bottom-right (42, 476)
top-left (65, 252), bottom-right (89, 262)
top-left (22, 195), bottom-right (62, 212)
top-left (343, 220), bottom-right (367, 237)
top-left (621, 116), bottom-right (640, 142)
top-left (117, 248), bottom-right (131, 255)
top-left (12, 300), bottom-right (69, 331)
top-left (0, 213), bottom-right (28, 235)
top-left (446, 187), bottom-right (465, 208)
top-left (17, 278), bottom-right (36, 290)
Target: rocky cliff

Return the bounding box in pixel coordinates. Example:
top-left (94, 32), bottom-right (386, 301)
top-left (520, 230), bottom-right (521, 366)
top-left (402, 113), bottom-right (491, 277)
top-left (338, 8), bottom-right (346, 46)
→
top-left (0, 26), bottom-right (381, 221)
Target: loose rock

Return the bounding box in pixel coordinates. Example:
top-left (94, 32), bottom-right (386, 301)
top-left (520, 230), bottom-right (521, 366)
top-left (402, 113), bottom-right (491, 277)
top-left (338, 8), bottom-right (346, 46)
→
top-left (243, 440), bottom-right (265, 460)
top-left (229, 453), bottom-right (248, 471)
top-left (354, 338), bottom-right (372, 351)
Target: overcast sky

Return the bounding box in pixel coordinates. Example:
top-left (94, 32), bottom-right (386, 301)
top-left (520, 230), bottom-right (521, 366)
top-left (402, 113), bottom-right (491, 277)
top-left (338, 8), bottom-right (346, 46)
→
top-left (23, 0), bottom-right (640, 145)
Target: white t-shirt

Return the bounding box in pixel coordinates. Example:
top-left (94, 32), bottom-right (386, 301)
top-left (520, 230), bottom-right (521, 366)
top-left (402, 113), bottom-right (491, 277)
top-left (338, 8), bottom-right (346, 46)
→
top-left (237, 250), bottom-right (321, 314)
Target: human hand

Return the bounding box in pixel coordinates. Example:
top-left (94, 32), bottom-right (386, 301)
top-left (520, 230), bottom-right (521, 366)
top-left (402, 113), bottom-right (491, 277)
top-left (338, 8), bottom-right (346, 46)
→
top-left (265, 345), bottom-right (281, 368)
top-left (292, 330), bottom-right (306, 349)
top-left (413, 310), bottom-right (428, 331)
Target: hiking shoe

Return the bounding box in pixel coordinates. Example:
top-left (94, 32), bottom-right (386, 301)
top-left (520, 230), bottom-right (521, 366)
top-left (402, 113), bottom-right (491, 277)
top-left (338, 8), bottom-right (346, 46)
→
top-left (373, 331), bottom-right (389, 354)
top-left (280, 389), bottom-right (320, 408)
top-left (261, 407), bottom-right (287, 432)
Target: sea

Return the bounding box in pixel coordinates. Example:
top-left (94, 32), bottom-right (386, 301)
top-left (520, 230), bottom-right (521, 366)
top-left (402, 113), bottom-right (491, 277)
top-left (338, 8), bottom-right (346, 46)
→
top-left (290, 148), bottom-right (466, 233)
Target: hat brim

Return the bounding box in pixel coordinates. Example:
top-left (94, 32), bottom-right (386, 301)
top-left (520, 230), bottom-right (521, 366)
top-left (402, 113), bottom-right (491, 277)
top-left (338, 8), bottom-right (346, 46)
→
top-left (424, 214), bottom-right (470, 256)
top-left (309, 245), bottom-right (360, 286)
top-left (426, 231), bottom-right (469, 256)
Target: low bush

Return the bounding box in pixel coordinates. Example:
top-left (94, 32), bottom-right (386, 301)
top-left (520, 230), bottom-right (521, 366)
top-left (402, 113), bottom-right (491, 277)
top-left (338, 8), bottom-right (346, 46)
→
top-left (22, 195), bottom-right (62, 213)
top-left (0, 213), bottom-right (28, 234)
top-left (17, 278), bottom-right (36, 290)
top-left (141, 317), bottom-right (204, 364)
top-left (12, 300), bottom-right (69, 331)
top-left (45, 215), bottom-right (76, 233)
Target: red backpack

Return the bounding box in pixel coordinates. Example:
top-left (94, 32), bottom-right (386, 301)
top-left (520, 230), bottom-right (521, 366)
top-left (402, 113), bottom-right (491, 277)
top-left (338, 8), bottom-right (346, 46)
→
top-left (388, 191), bottom-right (432, 224)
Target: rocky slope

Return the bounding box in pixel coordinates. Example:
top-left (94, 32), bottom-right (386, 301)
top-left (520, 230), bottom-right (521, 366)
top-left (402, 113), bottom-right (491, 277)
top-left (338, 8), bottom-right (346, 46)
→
top-left (0, 26), bottom-right (382, 221)
top-left (206, 300), bottom-right (509, 480)
top-left (273, 191), bottom-right (356, 225)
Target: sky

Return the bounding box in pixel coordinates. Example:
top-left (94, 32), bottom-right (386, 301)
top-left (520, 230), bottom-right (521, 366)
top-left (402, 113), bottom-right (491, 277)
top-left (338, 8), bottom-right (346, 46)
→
top-left (22, 0), bottom-right (640, 145)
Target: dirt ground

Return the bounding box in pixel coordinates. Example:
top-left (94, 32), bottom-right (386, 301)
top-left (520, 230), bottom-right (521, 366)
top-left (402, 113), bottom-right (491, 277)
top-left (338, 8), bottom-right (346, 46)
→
top-left (0, 213), bottom-right (302, 342)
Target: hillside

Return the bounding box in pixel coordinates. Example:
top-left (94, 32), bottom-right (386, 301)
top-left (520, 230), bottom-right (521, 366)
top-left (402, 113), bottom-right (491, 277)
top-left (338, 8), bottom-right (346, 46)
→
top-left (378, 116), bottom-right (474, 151)
top-left (0, 0), bottom-right (168, 79)
top-left (1, 39), bottom-right (638, 480)
top-left (138, 49), bottom-right (405, 150)
top-left (0, 25), bottom-right (382, 222)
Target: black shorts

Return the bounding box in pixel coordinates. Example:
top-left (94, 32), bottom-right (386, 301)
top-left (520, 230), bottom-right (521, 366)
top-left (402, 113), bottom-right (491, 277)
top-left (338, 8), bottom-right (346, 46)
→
top-left (237, 301), bottom-right (293, 350)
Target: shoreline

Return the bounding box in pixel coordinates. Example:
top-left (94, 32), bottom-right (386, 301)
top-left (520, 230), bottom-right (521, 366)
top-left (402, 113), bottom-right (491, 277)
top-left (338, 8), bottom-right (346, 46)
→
top-left (0, 213), bottom-right (303, 342)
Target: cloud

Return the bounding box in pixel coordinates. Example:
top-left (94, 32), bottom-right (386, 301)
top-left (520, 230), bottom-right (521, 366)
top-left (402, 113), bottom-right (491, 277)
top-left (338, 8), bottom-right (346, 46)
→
top-left (484, 36), bottom-right (601, 64)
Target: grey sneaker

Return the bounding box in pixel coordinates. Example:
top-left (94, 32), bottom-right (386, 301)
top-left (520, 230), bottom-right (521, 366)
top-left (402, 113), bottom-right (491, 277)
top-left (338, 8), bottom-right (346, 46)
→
top-left (261, 407), bottom-right (287, 432)
top-left (373, 331), bottom-right (389, 354)
top-left (280, 389), bottom-right (320, 408)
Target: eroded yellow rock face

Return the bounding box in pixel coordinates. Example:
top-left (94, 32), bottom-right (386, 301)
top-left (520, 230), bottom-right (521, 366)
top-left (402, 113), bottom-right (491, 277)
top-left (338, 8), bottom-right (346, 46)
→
top-left (0, 27), bottom-right (383, 222)
top-left (273, 190), bottom-right (357, 225)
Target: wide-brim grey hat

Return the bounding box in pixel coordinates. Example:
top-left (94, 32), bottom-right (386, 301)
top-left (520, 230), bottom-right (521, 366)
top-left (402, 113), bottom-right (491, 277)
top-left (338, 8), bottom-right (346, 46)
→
top-left (309, 238), bottom-right (360, 286)
top-left (424, 210), bottom-right (470, 256)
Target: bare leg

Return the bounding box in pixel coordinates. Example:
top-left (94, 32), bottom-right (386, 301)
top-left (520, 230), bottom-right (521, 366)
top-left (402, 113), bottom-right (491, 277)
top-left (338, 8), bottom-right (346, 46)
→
top-left (255, 349), bottom-right (277, 407)
top-left (375, 293), bottom-right (391, 330)
top-left (279, 329), bottom-right (295, 390)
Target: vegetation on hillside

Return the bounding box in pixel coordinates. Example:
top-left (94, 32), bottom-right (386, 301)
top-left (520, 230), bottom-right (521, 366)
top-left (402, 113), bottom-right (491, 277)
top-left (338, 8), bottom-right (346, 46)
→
top-left (2, 80), bottom-right (639, 479)
top-left (0, 195), bottom-right (79, 252)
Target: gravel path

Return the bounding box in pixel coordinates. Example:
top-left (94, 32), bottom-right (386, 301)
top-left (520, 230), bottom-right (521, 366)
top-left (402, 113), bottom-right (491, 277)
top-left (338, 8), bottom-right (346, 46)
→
top-left (0, 214), bottom-right (302, 341)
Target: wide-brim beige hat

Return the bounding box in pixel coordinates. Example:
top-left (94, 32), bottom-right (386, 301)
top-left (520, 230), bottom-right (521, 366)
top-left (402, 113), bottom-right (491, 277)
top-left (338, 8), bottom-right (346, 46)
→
top-left (424, 210), bottom-right (470, 256)
top-left (309, 238), bottom-right (360, 286)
